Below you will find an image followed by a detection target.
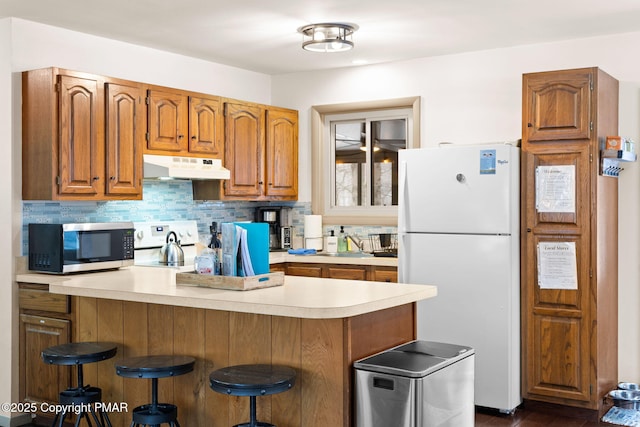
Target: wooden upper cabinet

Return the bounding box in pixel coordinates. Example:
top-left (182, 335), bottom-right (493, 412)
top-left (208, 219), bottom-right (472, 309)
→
top-left (523, 69), bottom-right (592, 142)
top-left (265, 108), bottom-right (298, 198)
top-left (105, 82), bottom-right (144, 196)
top-left (224, 102), bottom-right (265, 198)
top-left (223, 102), bottom-right (298, 201)
top-left (22, 68), bottom-right (142, 200)
top-left (145, 88), bottom-right (224, 158)
top-left (146, 88), bottom-right (188, 152)
top-left (189, 95), bottom-right (223, 156)
top-left (57, 75), bottom-right (101, 196)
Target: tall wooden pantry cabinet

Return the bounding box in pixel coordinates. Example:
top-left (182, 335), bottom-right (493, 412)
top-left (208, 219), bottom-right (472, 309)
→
top-left (520, 67), bottom-right (618, 416)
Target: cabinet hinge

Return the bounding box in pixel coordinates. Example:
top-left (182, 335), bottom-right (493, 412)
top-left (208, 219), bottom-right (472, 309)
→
top-left (589, 151), bottom-right (593, 163)
top-left (590, 121), bottom-right (593, 132)
top-left (145, 96), bottom-right (150, 105)
top-left (590, 80), bottom-right (594, 91)
top-left (145, 132), bottom-right (149, 142)
top-left (590, 384), bottom-right (593, 395)
top-left (590, 268), bottom-right (593, 278)
top-left (55, 82), bottom-right (60, 92)
top-left (56, 176), bottom-right (61, 185)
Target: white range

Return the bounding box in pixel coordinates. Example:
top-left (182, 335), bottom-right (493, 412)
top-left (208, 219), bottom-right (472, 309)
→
top-left (133, 220), bottom-right (200, 271)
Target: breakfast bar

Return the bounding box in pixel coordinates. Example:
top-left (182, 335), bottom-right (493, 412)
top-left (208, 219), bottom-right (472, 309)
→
top-left (17, 267), bottom-right (436, 427)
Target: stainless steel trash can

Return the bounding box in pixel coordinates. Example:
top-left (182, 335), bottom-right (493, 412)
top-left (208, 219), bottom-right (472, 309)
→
top-left (354, 340), bottom-right (475, 427)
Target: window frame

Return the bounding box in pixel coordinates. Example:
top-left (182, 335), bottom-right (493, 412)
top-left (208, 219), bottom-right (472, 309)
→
top-left (311, 97), bottom-right (420, 226)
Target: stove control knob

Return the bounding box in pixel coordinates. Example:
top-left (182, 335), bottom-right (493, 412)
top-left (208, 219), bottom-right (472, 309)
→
top-left (136, 231), bottom-right (144, 239)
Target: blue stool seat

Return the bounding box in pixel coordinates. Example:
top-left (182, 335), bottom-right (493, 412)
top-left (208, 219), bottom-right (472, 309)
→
top-left (209, 364), bottom-right (296, 427)
top-left (42, 341), bottom-right (118, 427)
top-left (116, 355), bottom-right (195, 427)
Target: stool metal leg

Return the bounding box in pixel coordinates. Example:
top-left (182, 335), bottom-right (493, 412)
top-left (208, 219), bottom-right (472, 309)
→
top-left (249, 396), bottom-right (257, 427)
top-left (57, 411), bottom-right (68, 427)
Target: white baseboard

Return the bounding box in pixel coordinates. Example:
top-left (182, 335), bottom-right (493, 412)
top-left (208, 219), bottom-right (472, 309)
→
top-left (0, 413), bottom-right (33, 427)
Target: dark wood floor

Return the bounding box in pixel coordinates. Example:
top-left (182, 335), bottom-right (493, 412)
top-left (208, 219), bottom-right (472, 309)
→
top-left (476, 405), bottom-right (610, 426)
top-left (22, 405), bottom-right (614, 427)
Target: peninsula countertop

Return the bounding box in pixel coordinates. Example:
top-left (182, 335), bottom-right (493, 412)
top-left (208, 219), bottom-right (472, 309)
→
top-left (16, 266), bottom-right (436, 319)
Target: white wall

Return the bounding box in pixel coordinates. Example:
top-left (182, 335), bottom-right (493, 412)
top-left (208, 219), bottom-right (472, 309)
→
top-left (11, 18), bottom-right (272, 103)
top-left (0, 17), bottom-right (18, 424)
top-left (272, 32), bottom-right (640, 382)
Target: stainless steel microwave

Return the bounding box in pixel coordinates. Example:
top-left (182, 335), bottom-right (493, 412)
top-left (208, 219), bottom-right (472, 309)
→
top-left (28, 222), bottom-right (135, 274)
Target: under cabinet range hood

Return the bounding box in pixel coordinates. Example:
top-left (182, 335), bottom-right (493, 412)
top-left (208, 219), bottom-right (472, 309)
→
top-left (143, 154), bottom-right (230, 180)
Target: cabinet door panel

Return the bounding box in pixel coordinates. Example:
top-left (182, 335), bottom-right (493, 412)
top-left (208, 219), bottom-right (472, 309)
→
top-left (522, 149), bottom-right (590, 231)
top-left (524, 70), bottom-right (591, 142)
top-left (265, 109), bottom-right (298, 198)
top-left (224, 103), bottom-right (264, 197)
top-left (528, 315), bottom-right (590, 402)
top-left (326, 266), bottom-right (367, 280)
top-left (287, 265), bottom-right (323, 277)
top-left (373, 267), bottom-right (398, 283)
top-left (106, 82), bottom-right (143, 196)
top-left (19, 315), bottom-right (71, 405)
top-left (189, 96), bottom-right (223, 156)
top-left (58, 75), bottom-right (100, 195)
top-left (147, 89), bottom-right (188, 152)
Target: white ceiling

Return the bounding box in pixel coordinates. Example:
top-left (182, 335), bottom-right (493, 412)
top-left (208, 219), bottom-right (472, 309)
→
top-left (2, 0), bottom-right (640, 75)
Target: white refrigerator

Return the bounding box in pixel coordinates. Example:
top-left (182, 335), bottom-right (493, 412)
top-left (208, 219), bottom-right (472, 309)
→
top-left (398, 143), bottom-right (521, 413)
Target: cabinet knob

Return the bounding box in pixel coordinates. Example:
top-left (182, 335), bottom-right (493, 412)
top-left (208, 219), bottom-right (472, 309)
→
top-left (527, 228), bottom-right (532, 232)
top-left (191, 135), bottom-right (197, 140)
top-left (259, 181), bottom-right (264, 185)
top-left (178, 134), bottom-right (184, 139)
top-left (110, 176), bottom-right (116, 181)
top-left (93, 176), bottom-right (100, 181)
top-left (527, 123), bottom-right (533, 128)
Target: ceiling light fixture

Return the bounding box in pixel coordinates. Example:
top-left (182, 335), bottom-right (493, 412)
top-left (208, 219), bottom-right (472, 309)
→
top-left (298, 23), bottom-right (358, 53)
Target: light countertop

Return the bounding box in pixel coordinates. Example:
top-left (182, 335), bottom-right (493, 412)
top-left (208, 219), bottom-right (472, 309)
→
top-left (16, 266), bottom-right (434, 319)
top-left (269, 251), bottom-right (398, 266)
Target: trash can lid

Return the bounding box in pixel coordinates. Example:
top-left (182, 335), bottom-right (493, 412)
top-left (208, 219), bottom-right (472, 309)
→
top-left (353, 340), bottom-right (474, 378)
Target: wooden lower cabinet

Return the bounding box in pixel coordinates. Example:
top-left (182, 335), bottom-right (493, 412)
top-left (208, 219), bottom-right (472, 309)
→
top-left (326, 265), bottom-right (368, 280)
top-left (286, 264), bottom-right (323, 277)
top-left (280, 262), bottom-right (397, 281)
top-left (19, 315), bottom-right (71, 406)
top-left (372, 266), bottom-right (398, 283)
top-left (18, 283), bottom-right (74, 420)
top-left (69, 297), bottom-right (415, 427)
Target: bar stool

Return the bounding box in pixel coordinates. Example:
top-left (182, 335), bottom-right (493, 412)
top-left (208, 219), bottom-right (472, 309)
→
top-left (209, 364), bottom-right (296, 427)
top-left (115, 355), bottom-right (195, 427)
top-left (41, 341), bottom-right (118, 427)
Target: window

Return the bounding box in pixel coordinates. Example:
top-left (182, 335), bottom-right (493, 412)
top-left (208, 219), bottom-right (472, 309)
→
top-left (311, 97), bottom-right (420, 225)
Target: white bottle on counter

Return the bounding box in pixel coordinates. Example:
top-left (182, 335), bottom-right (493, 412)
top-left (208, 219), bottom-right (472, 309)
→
top-left (325, 230), bottom-right (338, 254)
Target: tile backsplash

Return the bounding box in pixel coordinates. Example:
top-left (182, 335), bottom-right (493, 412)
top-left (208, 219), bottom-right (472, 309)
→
top-left (22, 180), bottom-right (396, 253)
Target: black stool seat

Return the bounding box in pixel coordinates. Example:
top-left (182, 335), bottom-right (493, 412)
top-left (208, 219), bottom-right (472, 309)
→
top-left (116, 355), bottom-right (195, 427)
top-left (209, 364), bottom-right (296, 396)
top-left (42, 341), bottom-right (118, 365)
top-left (209, 364), bottom-right (296, 427)
top-left (115, 355), bottom-right (195, 378)
top-left (41, 342), bottom-right (117, 427)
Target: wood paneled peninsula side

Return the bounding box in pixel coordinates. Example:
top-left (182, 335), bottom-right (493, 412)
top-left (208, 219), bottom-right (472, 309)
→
top-left (17, 267), bottom-right (435, 427)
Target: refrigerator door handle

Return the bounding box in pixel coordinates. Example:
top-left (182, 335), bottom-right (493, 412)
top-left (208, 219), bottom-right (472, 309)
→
top-left (398, 159), bottom-right (409, 284)
top-left (399, 160), bottom-right (409, 233)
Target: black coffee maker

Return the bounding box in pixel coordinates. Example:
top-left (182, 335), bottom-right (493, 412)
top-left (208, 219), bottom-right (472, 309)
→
top-left (255, 207), bottom-right (292, 250)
